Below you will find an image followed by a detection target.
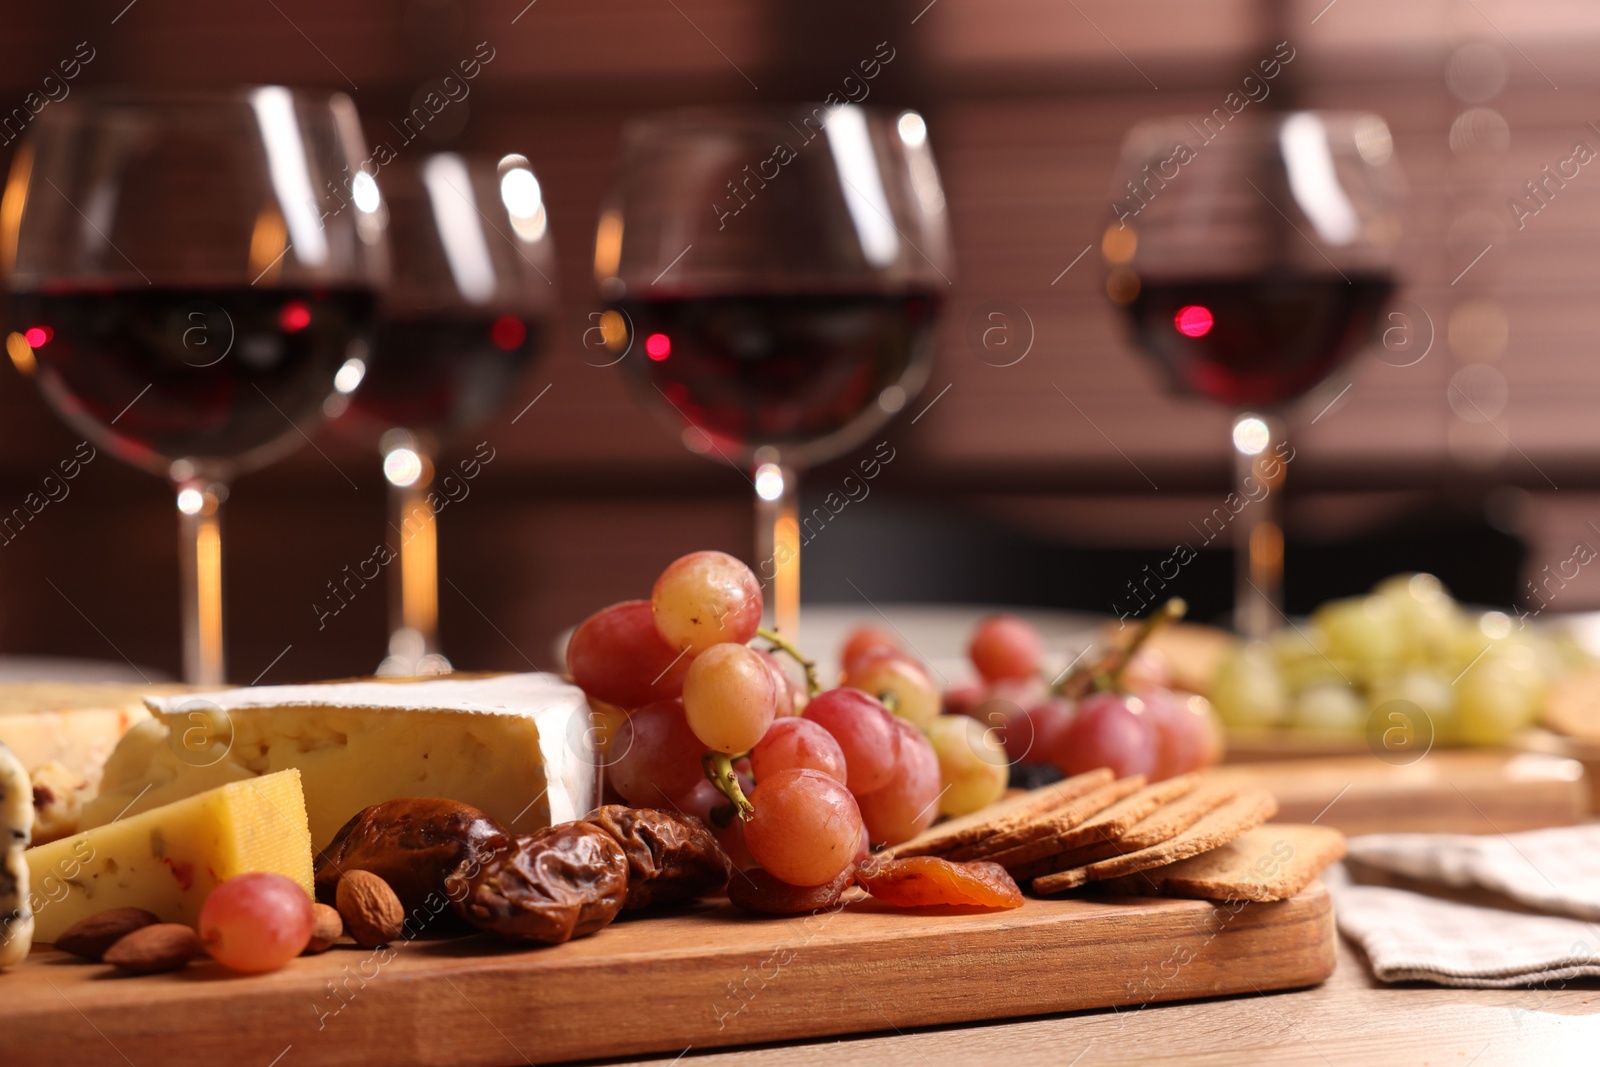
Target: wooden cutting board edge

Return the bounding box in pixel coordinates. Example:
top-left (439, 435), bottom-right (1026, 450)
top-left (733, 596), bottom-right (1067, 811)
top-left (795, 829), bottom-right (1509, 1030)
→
top-left (1, 884), bottom-right (1336, 1066)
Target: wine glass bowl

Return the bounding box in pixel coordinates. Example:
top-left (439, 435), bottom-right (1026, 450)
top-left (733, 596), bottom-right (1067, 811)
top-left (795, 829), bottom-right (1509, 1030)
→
top-left (5, 87), bottom-right (385, 480)
top-left (1105, 111), bottom-right (1403, 408)
top-left (339, 151), bottom-right (554, 449)
top-left (2, 87), bottom-right (387, 683)
top-left (596, 105), bottom-right (951, 471)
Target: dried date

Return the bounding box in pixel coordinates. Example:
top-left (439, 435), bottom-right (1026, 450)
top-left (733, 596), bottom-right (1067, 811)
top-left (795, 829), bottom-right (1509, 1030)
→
top-left (728, 866), bottom-right (854, 915)
top-left (585, 805), bottom-right (731, 910)
top-left (316, 797), bottom-right (508, 916)
top-left (447, 822), bottom-right (629, 944)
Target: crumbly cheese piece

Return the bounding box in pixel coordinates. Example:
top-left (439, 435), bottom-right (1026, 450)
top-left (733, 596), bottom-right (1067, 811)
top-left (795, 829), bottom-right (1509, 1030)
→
top-left (81, 673), bottom-right (596, 849)
top-left (29, 761), bottom-right (91, 846)
top-left (0, 742), bottom-right (35, 968)
top-left (26, 768), bottom-right (312, 944)
top-left (0, 681), bottom-right (186, 789)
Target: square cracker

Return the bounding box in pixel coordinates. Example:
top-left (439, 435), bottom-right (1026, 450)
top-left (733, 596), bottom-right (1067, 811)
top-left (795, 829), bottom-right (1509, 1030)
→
top-left (982, 774), bottom-right (1200, 872)
top-left (1012, 781), bottom-right (1236, 878)
top-left (1096, 824), bottom-right (1346, 902)
top-left (887, 768), bottom-right (1114, 859)
top-left (949, 775), bottom-right (1147, 862)
top-left (1032, 790), bottom-right (1278, 894)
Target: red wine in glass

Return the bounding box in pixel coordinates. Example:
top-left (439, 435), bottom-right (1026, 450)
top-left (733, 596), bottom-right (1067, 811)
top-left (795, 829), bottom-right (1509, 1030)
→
top-left (12, 285), bottom-right (375, 473)
top-left (612, 288), bottom-right (942, 454)
top-left (1125, 272), bottom-right (1394, 407)
top-left (349, 314), bottom-right (545, 437)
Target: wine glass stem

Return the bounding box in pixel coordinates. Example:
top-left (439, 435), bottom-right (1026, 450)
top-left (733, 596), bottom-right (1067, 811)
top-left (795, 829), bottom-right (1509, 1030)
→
top-left (1232, 412), bottom-right (1286, 640)
top-left (754, 462), bottom-right (801, 643)
top-left (386, 443), bottom-right (441, 656)
top-left (175, 478), bottom-right (227, 686)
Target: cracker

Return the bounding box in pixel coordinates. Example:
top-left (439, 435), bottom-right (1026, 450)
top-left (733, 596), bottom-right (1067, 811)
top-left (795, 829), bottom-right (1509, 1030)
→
top-left (982, 774), bottom-right (1199, 872)
top-left (949, 775), bottom-right (1147, 862)
top-left (1031, 790), bottom-right (1278, 894)
top-left (887, 768), bottom-right (1114, 859)
top-left (1015, 781), bottom-right (1236, 877)
top-left (1096, 824), bottom-right (1346, 902)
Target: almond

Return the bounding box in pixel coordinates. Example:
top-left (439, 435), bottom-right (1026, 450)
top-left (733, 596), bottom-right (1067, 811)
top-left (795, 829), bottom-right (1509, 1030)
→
top-left (304, 903), bottom-right (344, 954)
top-left (56, 907), bottom-right (161, 961)
top-left (336, 870), bottom-right (404, 948)
top-left (103, 923), bottom-right (202, 974)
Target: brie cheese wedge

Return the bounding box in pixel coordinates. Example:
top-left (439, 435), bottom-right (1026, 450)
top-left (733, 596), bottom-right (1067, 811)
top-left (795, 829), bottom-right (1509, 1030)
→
top-left (82, 673), bottom-right (597, 849)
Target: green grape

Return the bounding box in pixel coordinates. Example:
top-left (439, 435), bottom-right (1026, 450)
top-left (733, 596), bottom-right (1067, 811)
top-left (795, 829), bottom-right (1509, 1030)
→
top-left (924, 714), bottom-right (1008, 816)
top-left (1373, 573), bottom-right (1461, 667)
top-left (1290, 683), bottom-right (1365, 737)
top-left (1312, 596), bottom-right (1401, 685)
top-left (1211, 641), bottom-right (1288, 730)
top-left (1453, 646), bottom-right (1545, 745)
top-left (1272, 626), bottom-right (1348, 692)
top-left (1371, 669), bottom-right (1454, 722)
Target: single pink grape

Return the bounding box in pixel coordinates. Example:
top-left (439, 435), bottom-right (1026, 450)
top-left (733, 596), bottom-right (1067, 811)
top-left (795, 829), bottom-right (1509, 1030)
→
top-left (802, 687), bottom-right (901, 794)
top-left (840, 625), bottom-right (901, 678)
top-left (199, 872), bottom-right (314, 974)
top-left (751, 716), bottom-right (848, 783)
top-left (855, 719), bottom-right (941, 846)
top-left (1141, 688), bottom-right (1224, 780)
top-left (968, 615), bottom-right (1043, 683)
top-left (652, 550), bottom-right (763, 653)
top-left (1054, 690), bottom-right (1158, 780)
top-left (607, 699), bottom-right (707, 805)
top-left (682, 642), bottom-right (778, 754)
top-left (566, 599), bottom-right (694, 707)
top-left (744, 768), bottom-right (863, 887)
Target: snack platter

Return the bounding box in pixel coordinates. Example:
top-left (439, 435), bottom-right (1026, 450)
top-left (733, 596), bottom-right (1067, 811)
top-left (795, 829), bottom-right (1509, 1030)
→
top-left (6, 884), bottom-right (1336, 1066)
top-left (0, 560), bottom-right (1366, 1066)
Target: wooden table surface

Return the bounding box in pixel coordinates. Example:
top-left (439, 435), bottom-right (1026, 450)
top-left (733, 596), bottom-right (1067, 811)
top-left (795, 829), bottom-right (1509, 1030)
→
top-left (596, 934), bottom-right (1600, 1067)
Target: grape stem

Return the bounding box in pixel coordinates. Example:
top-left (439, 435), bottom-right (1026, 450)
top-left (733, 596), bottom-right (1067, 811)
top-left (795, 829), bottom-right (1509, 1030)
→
top-left (1057, 598), bottom-right (1187, 698)
top-left (703, 750), bottom-right (754, 820)
top-left (756, 625), bottom-right (821, 698)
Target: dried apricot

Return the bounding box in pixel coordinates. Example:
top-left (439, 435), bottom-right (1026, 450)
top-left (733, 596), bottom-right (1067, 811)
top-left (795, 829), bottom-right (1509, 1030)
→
top-left (857, 856), bottom-right (1023, 909)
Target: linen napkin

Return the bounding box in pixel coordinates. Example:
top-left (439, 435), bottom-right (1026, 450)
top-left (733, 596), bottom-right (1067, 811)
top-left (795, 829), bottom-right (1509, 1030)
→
top-left (1325, 826), bottom-right (1600, 987)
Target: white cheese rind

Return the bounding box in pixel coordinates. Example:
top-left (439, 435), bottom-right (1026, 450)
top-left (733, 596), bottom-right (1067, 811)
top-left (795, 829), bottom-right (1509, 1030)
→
top-left (0, 742), bottom-right (33, 968)
top-left (81, 673), bottom-right (597, 848)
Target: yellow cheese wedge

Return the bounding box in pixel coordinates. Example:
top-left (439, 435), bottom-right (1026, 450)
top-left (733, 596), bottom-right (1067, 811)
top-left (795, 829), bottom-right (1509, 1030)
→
top-left (25, 768), bottom-right (311, 943)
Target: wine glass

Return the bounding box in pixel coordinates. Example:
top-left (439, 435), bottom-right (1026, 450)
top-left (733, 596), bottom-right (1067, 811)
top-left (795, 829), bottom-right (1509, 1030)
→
top-left (1102, 111), bottom-right (1403, 637)
top-left (2, 88), bottom-right (387, 685)
top-left (594, 105), bottom-right (952, 640)
top-left (334, 151), bottom-right (555, 675)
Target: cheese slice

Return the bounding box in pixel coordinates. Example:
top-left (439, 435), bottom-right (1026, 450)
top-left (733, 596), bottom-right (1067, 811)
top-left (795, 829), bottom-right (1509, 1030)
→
top-left (81, 673), bottom-right (597, 849)
top-left (26, 768), bottom-right (312, 943)
top-left (0, 742), bottom-right (32, 968)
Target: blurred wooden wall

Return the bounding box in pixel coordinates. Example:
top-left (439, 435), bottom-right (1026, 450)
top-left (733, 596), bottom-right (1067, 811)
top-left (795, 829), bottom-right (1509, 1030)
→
top-left (2, 0), bottom-right (1600, 681)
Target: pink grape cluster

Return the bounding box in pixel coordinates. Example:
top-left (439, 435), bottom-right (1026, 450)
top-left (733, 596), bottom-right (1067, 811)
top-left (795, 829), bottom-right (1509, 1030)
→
top-left (943, 614), bottom-right (1223, 782)
top-left (568, 551), bottom-right (967, 891)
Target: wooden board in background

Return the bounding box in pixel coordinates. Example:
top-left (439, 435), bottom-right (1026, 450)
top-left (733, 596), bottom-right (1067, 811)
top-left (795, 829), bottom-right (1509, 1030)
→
top-left (1, 886), bottom-right (1336, 1067)
top-left (1209, 751), bottom-right (1587, 837)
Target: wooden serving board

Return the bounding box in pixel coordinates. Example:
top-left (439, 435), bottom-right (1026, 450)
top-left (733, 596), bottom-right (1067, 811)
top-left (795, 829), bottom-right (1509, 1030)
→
top-left (1, 885), bottom-right (1335, 1066)
top-left (1208, 750), bottom-right (1587, 836)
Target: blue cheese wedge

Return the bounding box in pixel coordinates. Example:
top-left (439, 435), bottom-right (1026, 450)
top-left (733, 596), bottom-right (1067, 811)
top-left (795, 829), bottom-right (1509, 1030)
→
top-left (0, 741), bottom-right (33, 968)
top-left (81, 673), bottom-right (597, 849)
